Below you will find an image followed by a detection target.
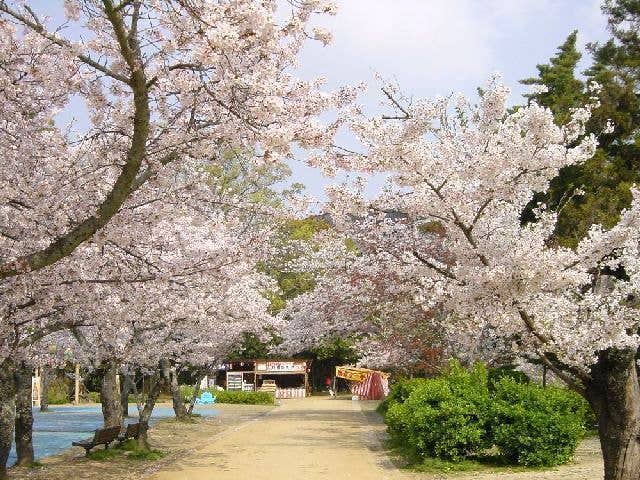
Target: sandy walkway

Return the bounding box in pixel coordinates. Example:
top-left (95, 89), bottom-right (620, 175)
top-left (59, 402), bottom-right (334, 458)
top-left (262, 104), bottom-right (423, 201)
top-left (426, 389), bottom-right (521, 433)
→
top-left (148, 396), bottom-right (410, 480)
top-left (10, 397), bottom-right (603, 480)
top-left (148, 396), bottom-right (604, 480)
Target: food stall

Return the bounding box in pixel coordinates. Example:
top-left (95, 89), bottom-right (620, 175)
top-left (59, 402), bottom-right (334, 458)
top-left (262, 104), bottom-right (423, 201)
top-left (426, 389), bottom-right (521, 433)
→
top-left (335, 366), bottom-right (390, 400)
top-left (223, 359), bottom-right (311, 398)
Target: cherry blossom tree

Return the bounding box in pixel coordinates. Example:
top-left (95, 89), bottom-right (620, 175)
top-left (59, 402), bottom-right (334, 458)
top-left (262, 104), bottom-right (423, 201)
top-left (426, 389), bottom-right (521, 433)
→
top-left (0, 1), bottom-right (347, 475)
top-left (0, 0), bottom-right (347, 280)
top-left (316, 78), bottom-right (640, 480)
top-left (279, 213), bottom-right (448, 373)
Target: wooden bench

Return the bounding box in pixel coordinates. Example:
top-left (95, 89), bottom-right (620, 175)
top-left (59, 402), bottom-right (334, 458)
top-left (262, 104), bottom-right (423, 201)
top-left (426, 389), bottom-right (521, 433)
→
top-left (118, 422), bottom-right (145, 443)
top-left (72, 425), bottom-right (121, 455)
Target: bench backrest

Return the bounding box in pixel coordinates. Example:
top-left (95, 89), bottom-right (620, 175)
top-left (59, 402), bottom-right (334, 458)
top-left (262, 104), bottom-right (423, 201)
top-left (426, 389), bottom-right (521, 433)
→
top-left (124, 422), bottom-right (140, 438)
top-left (93, 425), bottom-right (122, 444)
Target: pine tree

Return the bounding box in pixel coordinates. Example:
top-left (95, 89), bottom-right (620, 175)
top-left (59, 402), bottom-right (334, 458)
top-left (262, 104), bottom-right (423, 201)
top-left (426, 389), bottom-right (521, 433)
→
top-left (521, 30), bottom-right (584, 124)
top-left (522, 16), bottom-right (640, 248)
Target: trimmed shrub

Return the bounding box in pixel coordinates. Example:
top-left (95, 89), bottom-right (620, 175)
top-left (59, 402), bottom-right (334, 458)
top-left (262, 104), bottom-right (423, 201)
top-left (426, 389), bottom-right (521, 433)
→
top-left (381, 362), bottom-right (589, 468)
top-left (215, 390), bottom-right (275, 405)
top-left (179, 386), bottom-right (274, 405)
top-left (490, 378), bottom-right (588, 466)
top-left (385, 362), bottom-right (491, 462)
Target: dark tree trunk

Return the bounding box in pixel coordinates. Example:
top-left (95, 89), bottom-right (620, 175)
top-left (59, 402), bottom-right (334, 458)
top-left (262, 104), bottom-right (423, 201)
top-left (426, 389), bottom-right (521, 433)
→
top-left (187, 373), bottom-right (206, 416)
top-left (586, 348), bottom-right (640, 480)
top-left (0, 361), bottom-right (17, 480)
top-left (136, 369), bottom-right (165, 451)
top-left (100, 360), bottom-right (123, 428)
top-left (120, 372), bottom-right (134, 418)
top-left (39, 367), bottom-right (49, 412)
top-left (14, 363), bottom-right (34, 466)
top-left (168, 366), bottom-right (189, 421)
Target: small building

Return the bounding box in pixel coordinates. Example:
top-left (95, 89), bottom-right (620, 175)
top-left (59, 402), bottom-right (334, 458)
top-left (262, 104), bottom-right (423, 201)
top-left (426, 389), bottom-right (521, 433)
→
top-left (220, 359), bottom-right (311, 398)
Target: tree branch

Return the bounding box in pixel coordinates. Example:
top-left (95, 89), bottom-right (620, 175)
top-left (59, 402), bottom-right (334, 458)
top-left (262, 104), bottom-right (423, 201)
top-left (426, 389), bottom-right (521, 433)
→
top-left (0, 1), bottom-right (151, 279)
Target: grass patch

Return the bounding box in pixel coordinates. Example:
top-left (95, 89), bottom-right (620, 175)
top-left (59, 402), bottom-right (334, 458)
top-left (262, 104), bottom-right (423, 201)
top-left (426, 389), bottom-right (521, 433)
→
top-left (117, 439), bottom-right (138, 452)
top-left (85, 439), bottom-right (165, 462)
top-left (87, 448), bottom-right (121, 461)
top-left (128, 449), bottom-right (166, 461)
top-left (27, 461), bottom-right (44, 469)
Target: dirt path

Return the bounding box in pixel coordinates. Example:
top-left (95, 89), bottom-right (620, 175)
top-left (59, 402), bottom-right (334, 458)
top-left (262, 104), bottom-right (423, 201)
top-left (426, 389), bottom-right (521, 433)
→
top-left (10, 397), bottom-right (603, 480)
top-left (148, 396), bottom-right (411, 480)
top-left (148, 396), bottom-right (604, 480)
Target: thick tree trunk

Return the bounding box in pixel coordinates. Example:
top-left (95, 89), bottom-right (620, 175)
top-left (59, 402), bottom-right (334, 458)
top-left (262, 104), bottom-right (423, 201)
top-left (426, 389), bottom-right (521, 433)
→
top-left (120, 372), bottom-right (134, 418)
top-left (169, 366), bottom-right (189, 421)
top-left (0, 361), bottom-right (17, 480)
top-left (14, 363), bottom-right (34, 466)
top-left (136, 370), bottom-right (165, 451)
top-left (39, 367), bottom-right (50, 412)
top-left (586, 349), bottom-right (640, 480)
top-left (100, 361), bottom-right (123, 429)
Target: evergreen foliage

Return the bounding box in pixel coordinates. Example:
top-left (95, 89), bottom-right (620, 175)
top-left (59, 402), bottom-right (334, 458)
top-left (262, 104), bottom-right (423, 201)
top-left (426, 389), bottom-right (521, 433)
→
top-left (521, 6), bottom-right (640, 248)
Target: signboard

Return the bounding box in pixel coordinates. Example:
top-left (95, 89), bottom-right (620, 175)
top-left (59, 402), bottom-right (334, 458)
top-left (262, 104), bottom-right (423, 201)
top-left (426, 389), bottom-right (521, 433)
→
top-left (335, 366), bottom-right (370, 383)
top-left (226, 372), bottom-right (244, 391)
top-left (256, 360), bottom-right (306, 373)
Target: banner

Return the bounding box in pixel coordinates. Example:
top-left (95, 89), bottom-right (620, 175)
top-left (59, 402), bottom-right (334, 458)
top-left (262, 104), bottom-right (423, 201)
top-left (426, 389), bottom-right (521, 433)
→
top-left (335, 366), bottom-right (370, 383)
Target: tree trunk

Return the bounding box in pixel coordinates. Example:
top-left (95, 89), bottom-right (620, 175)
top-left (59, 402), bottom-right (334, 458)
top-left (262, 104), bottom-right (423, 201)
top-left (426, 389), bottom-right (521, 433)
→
top-left (39, 367), bottom-right (50, 412)
top-left (100, 361), bottom-right (123, 429)
top-left (187, 373), bottom-right (206, 416)
top-left (169, 366), bottom-right (189, 421)
top-left (120, 372), bottom-right (134, 418)
top-left (136, 370), bottom-right (165, 451)
top-left (586, 348), bottom-right (640, 480)
top-left (14, 363), bottom-right (34, 466)
top-left (0, 361), bottom-right (17, 480)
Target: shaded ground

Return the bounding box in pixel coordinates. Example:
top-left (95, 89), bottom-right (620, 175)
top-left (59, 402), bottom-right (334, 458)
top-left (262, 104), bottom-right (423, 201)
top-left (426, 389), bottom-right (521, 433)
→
top-left (8, 403), bottom-right (273, 480)
top-left (8, 403), bottom-right (219, 464)
top-left (9, 397), bottom-right (604, 480)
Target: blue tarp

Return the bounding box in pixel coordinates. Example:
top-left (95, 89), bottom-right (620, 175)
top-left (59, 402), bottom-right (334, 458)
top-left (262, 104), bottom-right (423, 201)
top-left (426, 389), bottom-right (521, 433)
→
top-left (8, 404), bottom-right (218, 464)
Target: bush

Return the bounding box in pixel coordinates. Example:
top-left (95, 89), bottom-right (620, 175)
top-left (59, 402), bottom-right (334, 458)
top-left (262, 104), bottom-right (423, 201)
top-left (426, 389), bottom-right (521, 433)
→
top-left (381, 362), bottom-right (589, 468)
top-left (179, 384), bottom-right (197, 401)
top-left (488, 365), bottom-right (529, 390)
top-left (490, 378), bottom-right (588, 466)
top-left (178, 385), bottom-right (274, 405)
top-left (215, 390), bottom-right (275, 405)
top-left (47, 378), bottom-right (69, 405)
top-left (385, 362), bottom-right (491, 462)
top-left (377, 377), bottom-right (429, 414)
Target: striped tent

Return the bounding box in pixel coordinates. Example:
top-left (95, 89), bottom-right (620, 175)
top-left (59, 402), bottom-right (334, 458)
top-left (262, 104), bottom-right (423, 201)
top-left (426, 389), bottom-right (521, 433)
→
top-left (335, 366), bottom-right (390, 400)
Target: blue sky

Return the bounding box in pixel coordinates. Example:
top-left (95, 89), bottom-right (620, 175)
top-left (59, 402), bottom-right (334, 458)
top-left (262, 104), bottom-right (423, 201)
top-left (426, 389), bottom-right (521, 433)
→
top-left (28, 1), bottom-right (610, 200)
top-left (289, 0), bottom-right (610, 200)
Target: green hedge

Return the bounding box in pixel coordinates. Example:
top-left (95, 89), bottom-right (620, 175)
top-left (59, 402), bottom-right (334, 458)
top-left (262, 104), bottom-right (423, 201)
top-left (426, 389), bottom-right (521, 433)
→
top-left (490, 378), bottom-right (587, 466)
top-left (179, 386), bottom-right (275, 405)
top-left (385, 363), bottom-right (491, 462)
top-left (382, 361), bottom-right (589, 467)
top-left (215, 390), bottom-right (275, 405)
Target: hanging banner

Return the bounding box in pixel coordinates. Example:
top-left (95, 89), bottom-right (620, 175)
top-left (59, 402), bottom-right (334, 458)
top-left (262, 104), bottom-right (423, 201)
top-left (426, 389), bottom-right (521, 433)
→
top-left (335, 366), bottom-right (370, 383)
